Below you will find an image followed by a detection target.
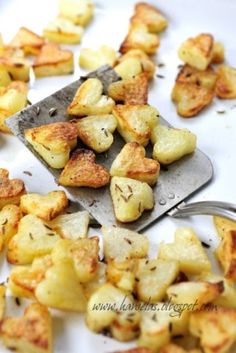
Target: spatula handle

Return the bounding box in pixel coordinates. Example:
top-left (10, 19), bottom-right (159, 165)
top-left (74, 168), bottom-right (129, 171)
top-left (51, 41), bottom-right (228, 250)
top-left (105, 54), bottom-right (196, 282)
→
top-left (168, 201), bottom-right (236, 222)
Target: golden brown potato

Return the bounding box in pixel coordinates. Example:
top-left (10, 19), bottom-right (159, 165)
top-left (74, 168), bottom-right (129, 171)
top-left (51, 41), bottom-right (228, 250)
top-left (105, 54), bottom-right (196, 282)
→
top-left (190, 307), bottom-right (236, 353)
top-left (0, 204), bottom-right (21, 249)
top-left (120, 23), bottom-right (160, 55)
top-left (8, 255), bottom-right (52, 299)
top-left (213, 216), bottom-right (236, 238)
top-left (176, 64), bottom-right (217, 90)
top-left (0, 67), bottom-right (11, 87)
top-left (102, 225), bottom-right (149, 262)
top-left (25, 122), bottom-right (78, 169)
top-left (113, 104), bottom-right (159, 146)
top-left (20, 191), bottom-right (68, 221)
top-left (79, 45), bottom-right (117, 70)
top-left (0, 81), bottom-right (28, 133)
top-left (112, 349), bottom-right (153, 353)
top-left (10, 27), bottom-right (45, 55)
top-left (131, 2), bottom-right (168, 33)
top-left (160, 345), bottom-right (201, 353)
top-left (117, 49), bottom-right (156, 80)
top-left (158, 227), bottom-right (211, 274)
top-left (35, 262), bottom-right (87, 312)
top-left (7, 214), bottom-right (61, 265)
top-left (0, 286), bottom-right (6, 320)
top-left (67, 78), bottom-right (115, 116)
top-left (215, 230), bottom-right (236, 281)
top-left (178, 33), bottom-right (214, 71)
top-left (135, 258), bottom-right (179, 303)
top-left (0, 47), bottom-right (30, 82)
top-left (108, 73), bottom-right (149, 105)
top-left (59, 0), bottom-right (94, 27)
top-left (167, 280), bottom-right (224, 309)
top-left (75, 114), bottom-right (117, 153)
top-left (0, 303), bottom-right (52, 353)
top-left (215, 65), bottom-right (236, 99)
top-left (59, 149), bottom-right (110, 188)
top-left (33, 43), bottom-right (74, 78)
top-left (110, 142), bottom-right (160, 185)
top-left (0, 169), bottom-right (26, 209)
top-left (172, 81), bottom-right (214, 117)
top-left (106, 259), bottom-right (136, 292)
top-left (48, 211), bottom-right (90, 239)
top-left (51, 237), bottom-right (99, 282)
top-left (43, 17), bottom-right (83, 44)
top-left (212, 42), bottom-right (225, 64)
top-left (110, 176), bottom-right (154, 223)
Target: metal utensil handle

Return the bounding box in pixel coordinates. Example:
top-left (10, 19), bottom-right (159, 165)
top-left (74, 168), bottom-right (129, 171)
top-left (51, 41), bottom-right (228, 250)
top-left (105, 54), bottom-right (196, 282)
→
top-left (168, 201), bottom-right (236, 222)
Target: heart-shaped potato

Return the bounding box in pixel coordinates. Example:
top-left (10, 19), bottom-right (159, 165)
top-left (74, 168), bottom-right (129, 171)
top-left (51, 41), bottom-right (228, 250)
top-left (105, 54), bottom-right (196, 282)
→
top-left (67, 78), bottom-right (115, 116)
top-left (59, 149), bottom-right (110, 188)
top-left (25, 122), bottom-right (78, 169)
top-left (75, 114), bottom-right (117, 153)
top-left (33, 42), bottom-right (74, 78)
top-left (20, 191), bottom-right (68, 221)
top-left (79, 45), bottom-right (117, 70)
top-left (43, 18), bottom-right (83, 45)
top-left (0, 169), bottom-right (26, 210)
top-left (110, 142), bottom-right (160, 185)
top-left (110, 176), bottom-right (154, 223)
top-left (0, 303), bottom-right (52, 353)
top-left (131, 2), bottom-right (168, 33)
top-left (10, 27), bottom-right (45, 55)
top-left (35, 262), bottom-right (87, 312)
top-left (0, 205), bottom-right (22, 250)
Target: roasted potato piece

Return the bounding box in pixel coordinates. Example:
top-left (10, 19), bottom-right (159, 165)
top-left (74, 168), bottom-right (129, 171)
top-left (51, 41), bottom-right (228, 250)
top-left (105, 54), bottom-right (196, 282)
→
top-left (158, 227), bottom-right (211, 274)
top-left (113, 105), bottom-right (159, 146)
top-left (110, 142), bottom-right (160, 185)
top-left (106, 260), bottom-right (136, 292)
top-left (131, 2), bottom-right (168, 33)
top-left (33, 43), bottom-right (74, 78)
top-left (0, 47), bottom-right (30, 82)
top-left (79, 45), bottom-right (117, 70)
top-left (20, 191), bottom-right (68, 221)
top-left (151, 125), bottom-right (197, 164)
top-left (215, 230), bottom-right (236, 281)
top-left (25, 122), bottom-right (78, 169)
top-left (213, 215), bottom-right (236, 239)
top-left (0, 169), bottom-right (26, 209)
top-left (35, 262), bottom-right (87, 312)
top-left (10, 27), bottom-right (45, 55)
top-left (0, 205), bottom-right (21, 249)
top-left (212, 42), bottom-right (225, 64)
top-left (171, 81), bottom-right (214, 117)
top-left (59, 0), bottom-right (94, 27)
top-left (67, 78), bottom-right (115, 116)
top-left (0, 67), bottom-right (11, 87)
top-left (138, 309), bottom-right (170, 352)
top-left (117, 49), bottom-right (155, 80)
top-left (135, 259), bottom-right (179, 302)
top-left (160, 344), bottom-right (201, 353)
top-left (102, 225), bottom-right (149, 262)
top-left (120, 23), bottom-right (160, 55)
top-left (108, 73), bottom-right (149, 105)
top-left (190, 308), bottom-right (236, 353)
top-left (110, 176), bottom-right (154, 223)
top-left (112, 348), bottom-right (153, 353)
top-left (0, 303), bottom-right (52, 353)
top-left (8, 255), bottom-right (52, 299)
top-left (51, 237), bottom-right (99, 282)
top-left (197, 272), bottom-right (236, 309)
top-left (59, 148), bottom-right (110, 187)
top-left (86, 283), bottom-right (140, 340)
top-left (178, 33), bottom-right (214, 71)
top-left (0, 286), bottom-right (6, 320)
top-left (176, 64), bottom-right (217, 90)
top-left (75, 114), bottom-right (117, 153)
top-left (0, 81), bottom-right (28, 132)
top-left (215, 65), bottom-right (236, 99)
top-left (7, 214), bottom-right (61, 265)
top-left (167, 280), bottom-right (224, 309)
top-left (43, 17), bottom-right (83, 44)
top-left (114, 57), bottom-right (143, 80)
top-left (49, 211), bottom-right (89, 239)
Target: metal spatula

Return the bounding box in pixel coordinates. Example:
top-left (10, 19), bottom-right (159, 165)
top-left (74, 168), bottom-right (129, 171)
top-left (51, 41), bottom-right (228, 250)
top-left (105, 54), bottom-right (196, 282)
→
top-left (6, 65), bottom-right (213, 231)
